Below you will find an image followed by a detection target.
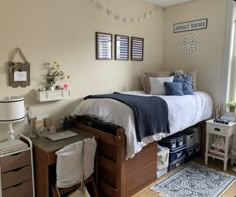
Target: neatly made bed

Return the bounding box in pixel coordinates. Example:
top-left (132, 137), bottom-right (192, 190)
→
top-left (73, 91), bottom-right (213, 196)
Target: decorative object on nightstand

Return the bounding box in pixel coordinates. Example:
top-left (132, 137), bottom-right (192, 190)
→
top-left (226, 100), bottom-right (236, 112)
top-left (0, 135), bottom-right (35, 197)
top-left (205, 119), bottom-right (236, 171)
top-left (0, 96), bottom-right (25, 141)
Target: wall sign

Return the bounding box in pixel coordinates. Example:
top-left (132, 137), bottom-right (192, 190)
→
top-left (173, 18), bottom-right (208, 33)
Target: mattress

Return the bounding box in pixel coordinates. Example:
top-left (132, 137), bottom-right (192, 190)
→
top-left (72, 91), bottom-right (213, 159)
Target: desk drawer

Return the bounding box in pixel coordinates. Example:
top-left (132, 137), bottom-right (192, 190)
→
top-left (2, 165), bottom-right (32, 189)
top-left (1, 150), bottom-right (30, 173)
top-left (207, 123), bottom-right (226, 135)
top-left (2, 180), bottom-right (33, 197)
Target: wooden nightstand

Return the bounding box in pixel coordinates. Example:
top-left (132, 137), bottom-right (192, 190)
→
top-left (31, 128), bottom-right (97, 197)
top-left (0, 135), bottom-right (35, 197)
top-left (205, 119), bottom-right (236, 171)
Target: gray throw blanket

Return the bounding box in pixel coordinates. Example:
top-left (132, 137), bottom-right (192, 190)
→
top-left (84, 92), bottom-right (170, 142)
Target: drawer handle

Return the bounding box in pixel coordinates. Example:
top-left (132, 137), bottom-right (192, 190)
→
top-left (177, 151), bottom-right (182, 158)
top-left (176, 161), bottom-right (181, 167)
top-left (214, 128), bottom-right (221, 132)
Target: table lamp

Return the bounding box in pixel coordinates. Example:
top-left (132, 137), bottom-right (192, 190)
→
top-left (0, 96), bottom-right (25, 141)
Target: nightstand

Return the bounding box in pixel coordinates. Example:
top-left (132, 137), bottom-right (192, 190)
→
top-left (0, 135), bottom-right (35, 197)
top-left (205, 119), bottom-right (236, 171)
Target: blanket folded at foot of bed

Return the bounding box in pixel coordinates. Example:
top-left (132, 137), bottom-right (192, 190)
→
top-left (84, 92), bottom-right (170, 142)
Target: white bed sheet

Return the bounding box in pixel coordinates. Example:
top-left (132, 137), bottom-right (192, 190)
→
top-left (72, 91), bottom-right (213, 159)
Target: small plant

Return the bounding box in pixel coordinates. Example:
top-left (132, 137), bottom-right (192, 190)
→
top-left (226, 100), bottom-right (236, 112)
top-left (45, 61), bottom-right (70, 90)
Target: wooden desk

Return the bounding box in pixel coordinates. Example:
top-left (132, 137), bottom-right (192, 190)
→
top-left (32, 128), bottom-right (95, 197)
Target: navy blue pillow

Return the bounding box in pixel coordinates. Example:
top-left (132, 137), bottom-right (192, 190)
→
top-left (173, 73), bottom-right (194, 95)
top-left (164, 82), bottom-right (184, 96)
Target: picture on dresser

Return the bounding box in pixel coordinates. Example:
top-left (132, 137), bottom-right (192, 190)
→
top-left (95, 32), bottom-right (112, 60)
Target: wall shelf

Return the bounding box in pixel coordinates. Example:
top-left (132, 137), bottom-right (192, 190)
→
top-left (36, 89), bottom-right (70, 102)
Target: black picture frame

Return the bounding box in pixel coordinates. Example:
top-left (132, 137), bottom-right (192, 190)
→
top-left (95, 32), bottom-right (112, 60)
top-left (131, 37), bottom-right (144, 61)
top-left (115, 34), bottom-right (129, 60)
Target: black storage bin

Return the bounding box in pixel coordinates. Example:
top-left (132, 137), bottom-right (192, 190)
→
top-left (159, 133), bottom-right (184, 149)
top-left (168, 155), bottom-right (185, 171)
top-left (184, 146), bottom-right (195, 162)
top-left (169, 144), bottom-right (186, 163)
top-left (194, 144), bottom-right (201, 157)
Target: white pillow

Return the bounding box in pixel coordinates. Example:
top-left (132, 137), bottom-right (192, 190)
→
top-left (149, 76), bottom-right (174, 95)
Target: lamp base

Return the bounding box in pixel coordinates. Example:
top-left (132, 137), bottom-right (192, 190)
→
top-left (8, 123), bottom-right (15, 141)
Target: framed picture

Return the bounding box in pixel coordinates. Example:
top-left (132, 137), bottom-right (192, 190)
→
top-left (115, 35), bottom-right (129, 60)
top-left (95, 32), bottom-right (112, 60)
top-left (131, 37), bottom-right (144, 61)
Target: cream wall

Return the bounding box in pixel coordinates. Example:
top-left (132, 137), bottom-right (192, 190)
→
top-left (0, 0), bottom-right (164, 140)
top-left (163, 0), bottom-right (228, 103)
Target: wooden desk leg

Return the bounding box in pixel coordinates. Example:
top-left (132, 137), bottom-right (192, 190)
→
top-left (33, 145), bottom-right (49, 197)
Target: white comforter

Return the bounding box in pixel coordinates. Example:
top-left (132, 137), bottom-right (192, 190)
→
top-left (72, 91), bottom-right (213, 159)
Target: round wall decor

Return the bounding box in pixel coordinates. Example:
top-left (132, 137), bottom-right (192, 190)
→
top-left (177, 34), bottom-right (200, 57)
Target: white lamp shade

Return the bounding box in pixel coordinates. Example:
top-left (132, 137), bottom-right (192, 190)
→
top-left (0, 97), bottom-right (25, 123)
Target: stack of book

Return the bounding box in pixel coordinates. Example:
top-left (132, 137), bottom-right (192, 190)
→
top-left (208, 144), bottom-right (225, 158)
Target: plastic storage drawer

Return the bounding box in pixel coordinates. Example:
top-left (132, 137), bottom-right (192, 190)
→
top-left (157, 145), bottom-right (169, 171)
top-left (169, 145), bottom-right (186, 163)
top-left (168, 155), bottom-right (185, 171)
top-left (157, 168), bottom-right (168, 178)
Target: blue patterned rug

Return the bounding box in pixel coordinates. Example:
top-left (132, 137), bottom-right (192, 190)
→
top-left (151, 163), bottom-right (236, 197)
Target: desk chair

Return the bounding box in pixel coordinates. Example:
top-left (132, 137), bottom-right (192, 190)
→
top-left (52, 138), bottom-right (99, 197)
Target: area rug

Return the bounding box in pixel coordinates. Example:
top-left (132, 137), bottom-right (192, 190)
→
top-left (150, 163), bottom-right (236, 197)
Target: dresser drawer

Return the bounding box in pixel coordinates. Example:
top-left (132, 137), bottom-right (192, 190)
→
top-left (207, 123), bottom-right (226, 135)
top-left (2, 165), bottom-right (32, 189)
top-left (1, 150), bottom-right (30, 173)
top-left (2, 180), bottom-right (33, 197)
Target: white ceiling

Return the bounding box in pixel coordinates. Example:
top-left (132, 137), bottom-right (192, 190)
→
top-left (146, 0), bottom-right (194, 8)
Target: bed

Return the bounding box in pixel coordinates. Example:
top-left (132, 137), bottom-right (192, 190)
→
top-left (72, 90), bottom-right (213, 196)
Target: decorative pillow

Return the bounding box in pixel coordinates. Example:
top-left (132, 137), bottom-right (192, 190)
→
top-left (149, 76), bottom-right (174, 95)
top-left (173, 73), bottom-right (194, 95)
top-left (173, 69), bottom-right (197, 91)
top-left (144, 71), bottom-right (171, 94)
top-left (164, 82), bottom-right (184, 96)
top-left (139, 75), bottom-right (147, 92)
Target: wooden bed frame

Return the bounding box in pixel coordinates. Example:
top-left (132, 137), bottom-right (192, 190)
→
top-left (74, 116), bottom-right (206, 197)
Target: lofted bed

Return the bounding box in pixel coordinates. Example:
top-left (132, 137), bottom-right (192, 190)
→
top-left (73, 90), bottom-right (213, 196)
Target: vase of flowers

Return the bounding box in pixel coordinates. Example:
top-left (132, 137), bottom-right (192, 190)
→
top-left (45, 61), bottom-right (69, 90)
